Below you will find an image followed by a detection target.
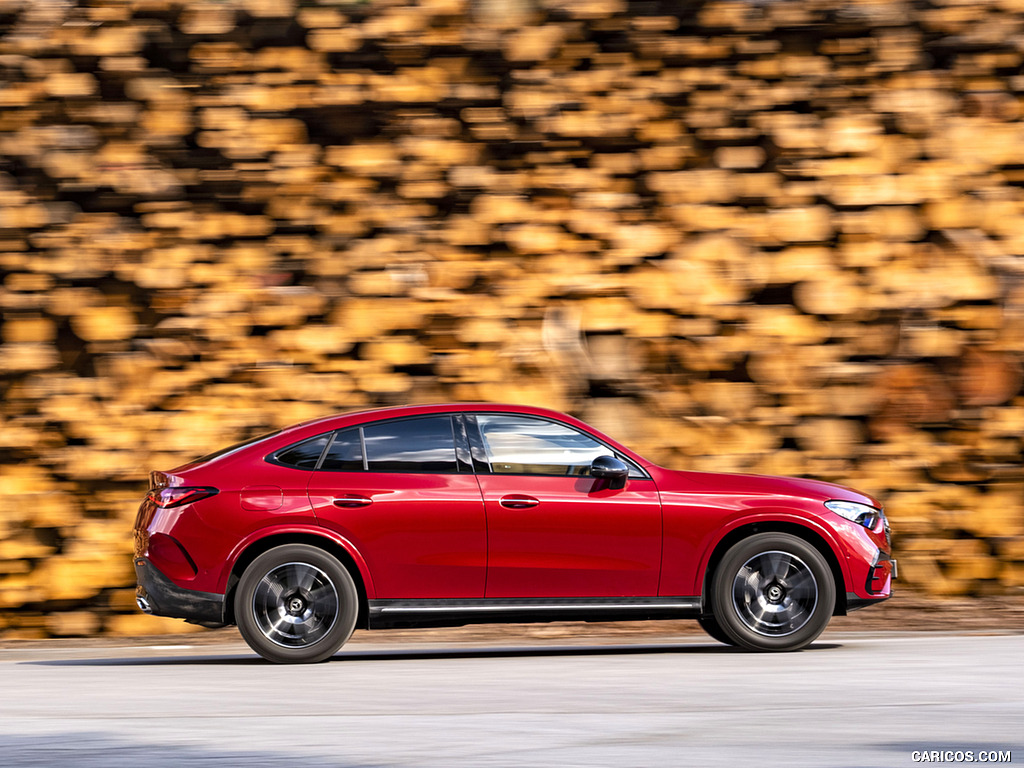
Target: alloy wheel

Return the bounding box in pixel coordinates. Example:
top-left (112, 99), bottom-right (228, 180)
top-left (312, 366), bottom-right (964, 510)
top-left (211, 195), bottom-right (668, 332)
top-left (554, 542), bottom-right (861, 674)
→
top-left (731, 550), bottom-right (818, 637)
top-left (251, 561), bottom-right (340, 649)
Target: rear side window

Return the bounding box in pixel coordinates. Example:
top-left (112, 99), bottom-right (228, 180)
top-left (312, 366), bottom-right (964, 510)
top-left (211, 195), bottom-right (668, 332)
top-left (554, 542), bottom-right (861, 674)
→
top-left (363, 416), bottom-right (458, 473)
top-left (279, 416), bottom-right (461, 473)
top-left (273, 434), bottom-right (330, 469)
top-left (320, 429), bottom-right (363, 471)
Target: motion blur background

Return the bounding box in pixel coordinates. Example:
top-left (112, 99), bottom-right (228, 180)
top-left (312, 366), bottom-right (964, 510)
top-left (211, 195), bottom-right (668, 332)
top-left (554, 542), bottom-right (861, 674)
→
top-left (1, 0), bottom-right (1023, 638)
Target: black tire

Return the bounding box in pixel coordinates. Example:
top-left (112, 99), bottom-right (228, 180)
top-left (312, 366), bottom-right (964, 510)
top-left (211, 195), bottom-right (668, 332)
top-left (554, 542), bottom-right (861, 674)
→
top-left (697, 615), bottom-right (736, 646)
top-left (235, 544), bottom-right (358, 664)
top-left (710, 533), bottom-right (835, 652)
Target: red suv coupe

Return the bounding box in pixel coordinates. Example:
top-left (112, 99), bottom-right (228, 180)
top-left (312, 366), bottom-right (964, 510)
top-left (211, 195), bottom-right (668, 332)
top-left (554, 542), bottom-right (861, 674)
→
top-left (134, 403), bottom-right (894, 663)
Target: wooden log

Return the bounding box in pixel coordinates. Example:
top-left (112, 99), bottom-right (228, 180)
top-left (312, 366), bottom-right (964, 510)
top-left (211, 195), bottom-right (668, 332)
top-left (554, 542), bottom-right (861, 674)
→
top-left (953, 348), bottom-right (1023, 407)
top-left (8, 0), bottom-right (1024, 637)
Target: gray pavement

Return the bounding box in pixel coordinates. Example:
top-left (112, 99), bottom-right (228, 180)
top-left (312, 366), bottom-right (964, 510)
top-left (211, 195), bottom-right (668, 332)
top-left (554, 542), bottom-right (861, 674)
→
top-left (1, 631), bottom-right (1021, 767)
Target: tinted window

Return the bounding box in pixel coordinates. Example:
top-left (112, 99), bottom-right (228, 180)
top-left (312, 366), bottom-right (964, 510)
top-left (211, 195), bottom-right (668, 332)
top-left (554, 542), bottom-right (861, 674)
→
top-left (363, 416), bottom-right (458, 473)
top-left (476, 415), bottom-right (641, 477)
top-left (320, 429), bottom-right (363, 472)
top-left (194, 429), bottom-right (282, 465)
top-left (273, 434), bottom-right (329, 469)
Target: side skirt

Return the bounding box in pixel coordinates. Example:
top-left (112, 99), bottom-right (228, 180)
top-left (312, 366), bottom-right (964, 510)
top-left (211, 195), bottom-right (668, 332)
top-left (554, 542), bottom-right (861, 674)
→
top-left (367, 596), bottom-right (702, 630)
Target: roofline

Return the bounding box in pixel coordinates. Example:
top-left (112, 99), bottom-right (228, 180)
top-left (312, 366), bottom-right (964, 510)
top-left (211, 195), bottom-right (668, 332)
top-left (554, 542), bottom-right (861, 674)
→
top-left (285, 402), bottom-right (574, 431)
top-left (280, 403), bottom-right (653, 467)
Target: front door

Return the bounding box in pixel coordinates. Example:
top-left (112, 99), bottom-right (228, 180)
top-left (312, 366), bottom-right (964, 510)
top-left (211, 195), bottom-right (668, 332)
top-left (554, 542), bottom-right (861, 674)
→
top-left (472, 414), bottom-right (662, 598)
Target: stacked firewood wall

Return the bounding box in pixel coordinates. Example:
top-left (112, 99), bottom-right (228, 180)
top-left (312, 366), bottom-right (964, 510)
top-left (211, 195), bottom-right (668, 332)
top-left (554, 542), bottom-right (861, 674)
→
top-left (2, 0), bottom-right (1024, 636)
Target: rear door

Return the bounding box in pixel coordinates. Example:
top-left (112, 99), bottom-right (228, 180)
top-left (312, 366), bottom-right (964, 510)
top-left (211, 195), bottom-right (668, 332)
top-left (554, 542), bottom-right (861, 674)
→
top-left (472, 414), bottom-right (663, 598)
top-left (306, 415), bottom-right (486, 599)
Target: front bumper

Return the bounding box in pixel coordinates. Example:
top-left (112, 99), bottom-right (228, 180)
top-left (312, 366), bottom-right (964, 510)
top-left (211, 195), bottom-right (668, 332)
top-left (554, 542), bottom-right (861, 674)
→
top-left (866, 551), bottom-right (897, 595)
top-left (134, 556), bottom-right (226, 625)
top-left (844, 553), bottom-right (896, 612)
top-left (846, 593), bottom-right (890, 612)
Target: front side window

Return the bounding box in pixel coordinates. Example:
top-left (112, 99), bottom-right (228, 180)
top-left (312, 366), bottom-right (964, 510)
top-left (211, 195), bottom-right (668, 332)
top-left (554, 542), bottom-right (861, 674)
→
top-left (476, 414), bottom-right (630, 476)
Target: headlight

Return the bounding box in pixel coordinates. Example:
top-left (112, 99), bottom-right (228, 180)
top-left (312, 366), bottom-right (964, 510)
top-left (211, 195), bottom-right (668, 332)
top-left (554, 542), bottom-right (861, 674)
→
top-left (824, 500), bottom-right (881, 530)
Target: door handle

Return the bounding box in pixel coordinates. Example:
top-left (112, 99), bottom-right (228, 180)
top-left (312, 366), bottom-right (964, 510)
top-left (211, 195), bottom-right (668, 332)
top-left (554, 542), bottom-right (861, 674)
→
top-left (332, 495), bottom-right (373, 508)
top-left (499, 495), bottom-right (539, 509)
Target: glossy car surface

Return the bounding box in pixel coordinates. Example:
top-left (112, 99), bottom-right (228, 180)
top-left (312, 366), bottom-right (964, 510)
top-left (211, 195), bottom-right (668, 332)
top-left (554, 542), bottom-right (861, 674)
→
top-left (133, 403), bottom-right (895, 663)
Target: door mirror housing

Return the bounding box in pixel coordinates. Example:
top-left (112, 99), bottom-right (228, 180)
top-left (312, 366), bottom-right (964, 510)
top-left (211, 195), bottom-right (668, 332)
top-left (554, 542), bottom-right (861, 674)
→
top-left (590, 456), bottom-right (629, 489)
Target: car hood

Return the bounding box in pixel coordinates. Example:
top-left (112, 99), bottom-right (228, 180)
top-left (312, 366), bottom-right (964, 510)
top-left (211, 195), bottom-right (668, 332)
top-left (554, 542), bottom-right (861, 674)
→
top-left (654, 468), bottom-right (881, 508)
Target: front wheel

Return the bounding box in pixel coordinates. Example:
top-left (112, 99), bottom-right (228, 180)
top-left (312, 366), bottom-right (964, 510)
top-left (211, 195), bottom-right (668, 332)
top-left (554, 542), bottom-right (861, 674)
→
top-left (235, 544), bottom-right (358, 664)
top-left (697, 614), bottom-right (736, 646)
top-left (710, 533), bottom-right (835, 652)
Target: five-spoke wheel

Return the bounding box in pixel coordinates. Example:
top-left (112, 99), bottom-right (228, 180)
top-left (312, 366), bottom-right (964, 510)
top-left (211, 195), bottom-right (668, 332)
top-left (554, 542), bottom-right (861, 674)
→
top-left (236, 544), bottom-right (358, 663)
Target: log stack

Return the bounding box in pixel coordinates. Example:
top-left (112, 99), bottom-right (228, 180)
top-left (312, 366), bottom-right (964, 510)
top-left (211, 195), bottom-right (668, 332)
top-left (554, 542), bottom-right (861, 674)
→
top-left (2, 0), bottom-right (1024, 636)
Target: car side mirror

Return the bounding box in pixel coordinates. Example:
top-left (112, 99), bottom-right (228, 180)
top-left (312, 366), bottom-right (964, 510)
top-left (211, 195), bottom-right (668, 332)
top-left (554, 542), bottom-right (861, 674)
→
top-left (590, 456), bottom-right (629, 490)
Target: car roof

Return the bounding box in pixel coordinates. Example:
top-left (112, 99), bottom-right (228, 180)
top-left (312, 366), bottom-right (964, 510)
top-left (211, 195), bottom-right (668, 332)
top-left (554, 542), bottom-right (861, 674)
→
top-left (284, 403), bottom-right (582, 433)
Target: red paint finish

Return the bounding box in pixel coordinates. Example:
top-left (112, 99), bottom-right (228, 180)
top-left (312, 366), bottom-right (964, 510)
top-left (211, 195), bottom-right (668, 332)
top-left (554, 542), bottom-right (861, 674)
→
top-left (307, 471), bottom-right (486, 599)
top-left (146, 532), bottom-right (197, 581)
top-left (479, 474), bottom-right (662, 598)
top-left (240, 486), bottom-right (283, 511)
top-left (137, 455), bottom-right (321, 594)
top-left (651, 466), bottom-right (886, 600)
top-left (133, 403), bottom-right (893, 625)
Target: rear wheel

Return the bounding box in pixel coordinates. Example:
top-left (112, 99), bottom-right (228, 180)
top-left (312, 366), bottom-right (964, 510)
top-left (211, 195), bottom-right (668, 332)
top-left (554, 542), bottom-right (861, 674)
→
top-left (710, 533), bottom-right (835, 652)
top-left (235, 544), bottom-right (358, 664)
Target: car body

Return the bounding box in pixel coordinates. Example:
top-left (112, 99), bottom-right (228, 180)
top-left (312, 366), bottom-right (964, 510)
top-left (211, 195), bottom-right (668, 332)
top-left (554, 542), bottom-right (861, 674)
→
top-left (133, 403), bottom-right (895, 662)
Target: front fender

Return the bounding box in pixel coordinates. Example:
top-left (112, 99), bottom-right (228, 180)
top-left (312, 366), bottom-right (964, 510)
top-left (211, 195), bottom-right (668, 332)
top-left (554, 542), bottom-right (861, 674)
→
top-left (694, 511), bottom-right (854, 599)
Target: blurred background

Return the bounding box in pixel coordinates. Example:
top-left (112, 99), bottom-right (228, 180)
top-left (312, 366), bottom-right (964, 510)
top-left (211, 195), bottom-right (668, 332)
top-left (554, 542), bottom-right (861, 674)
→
top-left (1, 0), bottom-right (1023, 639)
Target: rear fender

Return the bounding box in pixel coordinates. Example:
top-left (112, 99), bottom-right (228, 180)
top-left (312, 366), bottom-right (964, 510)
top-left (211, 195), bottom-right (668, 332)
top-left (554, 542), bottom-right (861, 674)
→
top-left (222, 524), bottom-right (376, 599)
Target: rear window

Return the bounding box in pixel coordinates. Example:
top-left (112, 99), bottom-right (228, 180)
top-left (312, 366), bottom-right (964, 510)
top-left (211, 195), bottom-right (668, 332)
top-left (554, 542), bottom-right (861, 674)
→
top-left (192, 429), bottom-right (282, 465)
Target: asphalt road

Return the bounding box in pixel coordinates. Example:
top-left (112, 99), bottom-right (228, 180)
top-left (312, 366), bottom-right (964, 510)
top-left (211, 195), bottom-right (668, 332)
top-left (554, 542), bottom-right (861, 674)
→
top-left (1, 631), bottom-right (1021, 768)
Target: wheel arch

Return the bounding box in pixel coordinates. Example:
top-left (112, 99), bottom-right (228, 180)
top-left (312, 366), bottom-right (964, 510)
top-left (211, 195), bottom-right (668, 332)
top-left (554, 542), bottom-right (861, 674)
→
top-left (700, 521), bottom-right (849, 617)
top-left (224, 532), bottom-right (371, 628)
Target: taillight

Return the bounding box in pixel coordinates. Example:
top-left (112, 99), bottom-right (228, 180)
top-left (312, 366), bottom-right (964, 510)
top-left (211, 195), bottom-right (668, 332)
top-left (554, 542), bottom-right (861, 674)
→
top-left (146, 486), bottom-right (219, 508)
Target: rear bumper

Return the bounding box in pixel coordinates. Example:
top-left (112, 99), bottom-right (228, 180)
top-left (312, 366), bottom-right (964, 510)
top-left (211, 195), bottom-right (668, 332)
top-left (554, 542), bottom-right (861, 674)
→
top-left (134, 556), bottom-right (226, 625)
